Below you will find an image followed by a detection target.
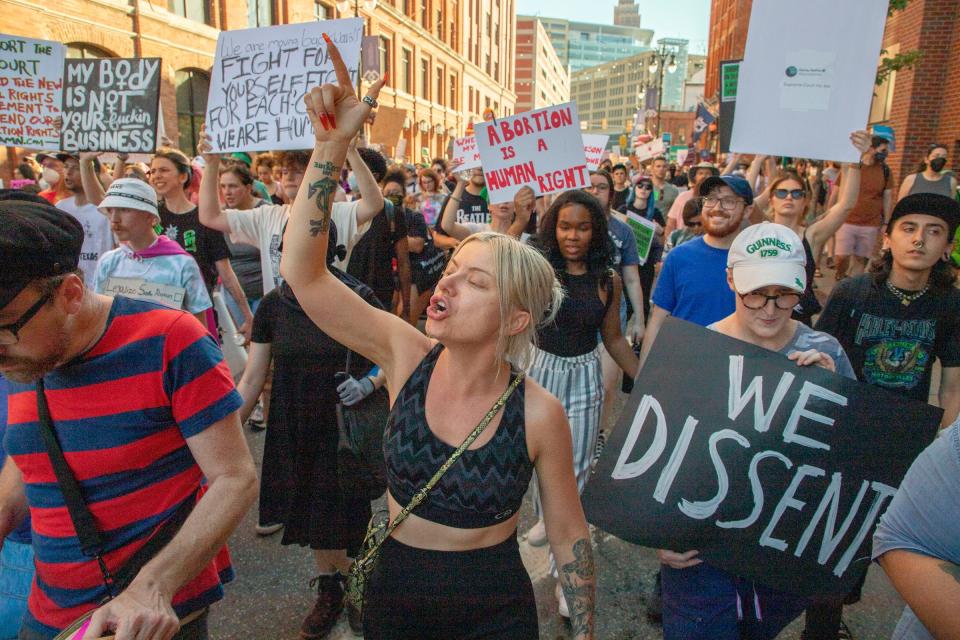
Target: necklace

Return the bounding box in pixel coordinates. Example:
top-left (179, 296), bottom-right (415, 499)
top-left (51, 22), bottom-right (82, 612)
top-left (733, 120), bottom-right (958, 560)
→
top-left (886, 280), bottom-right (929, 306)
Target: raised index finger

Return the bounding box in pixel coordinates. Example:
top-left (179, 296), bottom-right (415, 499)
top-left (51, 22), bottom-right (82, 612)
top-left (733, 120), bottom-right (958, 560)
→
top-left (321, 33), bottom-right (353, 89)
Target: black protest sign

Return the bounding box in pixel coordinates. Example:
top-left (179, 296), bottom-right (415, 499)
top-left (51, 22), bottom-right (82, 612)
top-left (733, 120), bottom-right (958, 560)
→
top-left (583, 317), bottom-right (941, 597)
top-left (61, 58), bottom-right (161, 153)
top-left (718, 59), bottom-right (740, 154)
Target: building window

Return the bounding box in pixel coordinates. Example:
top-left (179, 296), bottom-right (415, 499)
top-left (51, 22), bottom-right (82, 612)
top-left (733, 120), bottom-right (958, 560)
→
top-left (401, 48), bottom-right (412, 93)
top-left (248, 0), bottom-right (273, 27)
top-left (436, 68), bottom-right (444, 106)
top-left (494, 61), bottom-right (499, 82)
top-left (485, 54), bottom-right (490, 74)
top-left (379, 37), bottom-right (391, 78)
top-left (869, 45), bottom-right (898, 124)
top-left (450, 21), bottom-right (457, 49)
top-left (314, 1), bottom-right (331, 19)
top-left (421, 0), bottom-right (429, 28)
top-left (450, 73), bottom-right (458, 108)
top-left (403, 0), bottom-right (412, 16)
top-left (175, 69), bottom-right (209, 155)
top-left (66, 43), bottom-right (113, 59)
top-left (168, 0), bottom-right (210, 24)
top-left (421, 58), bottom-right (430, 99)
top-left (436, 9), bottom-right (444, 39)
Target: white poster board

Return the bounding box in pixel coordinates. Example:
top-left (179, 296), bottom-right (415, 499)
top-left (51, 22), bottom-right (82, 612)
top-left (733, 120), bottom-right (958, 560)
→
top-left (205, 18), bottom-right (363, 152)
top-left (0, 34), bottom-right (64, 150)
top-left (729, 0), bottom-right (886, 162)
top-left (635, 138), bottom-right (665, 162)
top-left (583, 134), bottom-right (609, 171)
top-left (103, 277), bottom-right (186, 309)
top-left (452, 135), bottom-right (481, 170)
top-left (475, 102), bottom-right (589, 203)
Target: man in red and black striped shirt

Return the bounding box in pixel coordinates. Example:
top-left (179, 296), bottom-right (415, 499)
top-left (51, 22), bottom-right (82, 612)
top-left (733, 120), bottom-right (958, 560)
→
top-left (0, 198), bottom-right (257, 640)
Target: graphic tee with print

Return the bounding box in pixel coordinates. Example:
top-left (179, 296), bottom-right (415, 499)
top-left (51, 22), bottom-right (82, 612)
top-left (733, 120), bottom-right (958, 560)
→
top-left (158, 205), bottom-right (232, 292)
top-left (815, 274), bottom-right (960, 401)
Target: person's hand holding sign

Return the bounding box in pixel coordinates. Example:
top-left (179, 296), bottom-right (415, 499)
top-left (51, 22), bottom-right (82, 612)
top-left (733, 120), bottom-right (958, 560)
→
top-left (787, 349), bottom-right (836, 372)
top-left (657, 548), bottom-right (702, 569)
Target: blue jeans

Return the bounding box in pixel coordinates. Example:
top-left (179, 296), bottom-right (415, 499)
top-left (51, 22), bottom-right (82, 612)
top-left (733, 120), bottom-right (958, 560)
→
top-left (661, 561), bottom-right (808, 640)
top-left (0, 541), bottom-right (34, 640)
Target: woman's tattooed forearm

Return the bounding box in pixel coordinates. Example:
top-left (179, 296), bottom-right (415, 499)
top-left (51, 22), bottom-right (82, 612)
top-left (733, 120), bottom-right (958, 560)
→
top-left (559, 538), bottom-right (595, 638)
top-left (306, 162), bottom-right (340, 236)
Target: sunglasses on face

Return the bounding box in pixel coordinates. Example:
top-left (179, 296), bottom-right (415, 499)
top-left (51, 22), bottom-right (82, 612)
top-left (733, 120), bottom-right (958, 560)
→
top-left (637, 184), bottom-right (653, 191)
top-left (773, 189), bottom-right (806, 200)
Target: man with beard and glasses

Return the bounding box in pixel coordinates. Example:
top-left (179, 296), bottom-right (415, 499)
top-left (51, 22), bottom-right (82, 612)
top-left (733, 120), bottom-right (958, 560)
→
top-left (0, 199), bottom-right (257, 640)
top-left (54, 154), bottom-right (115, 290)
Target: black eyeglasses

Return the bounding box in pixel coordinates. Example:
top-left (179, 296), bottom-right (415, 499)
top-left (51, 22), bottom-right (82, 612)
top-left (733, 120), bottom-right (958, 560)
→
top-left (738, 291), bottom-right (801, 311)
top-left (0, 292), bottom-right (53, 345)
top-left (772, 189), bottom-right (806, 200)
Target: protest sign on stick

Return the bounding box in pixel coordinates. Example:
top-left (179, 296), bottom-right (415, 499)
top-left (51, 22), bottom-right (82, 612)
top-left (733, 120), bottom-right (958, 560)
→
top-left (582, 134), bottom-right (609, 171)
top-left (583, 318), bottom-right (941, 597)
top-left (718, 59), bottom-right (741, 153)
top-left (451, 135), bottom-right (481, 171)
top-left (0, 34), bottom-right (64, 149)
top-left (634, 138), bottom-right (665, 163)
top-left (624, 212), bottom-right (656, 265)
top-left (730, 0), bottom-right (887, 161)
top-left (368, 105), bottom-right (406, 148)
top-left (205, 18), bottom-right (363, 152)
top-left (61, 58), bottom-right (161, 153)
top-left (475, 102), bottom-right (588, 203)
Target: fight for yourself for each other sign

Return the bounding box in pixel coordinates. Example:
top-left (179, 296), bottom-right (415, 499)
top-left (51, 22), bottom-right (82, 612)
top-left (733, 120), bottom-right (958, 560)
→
top-left (61, 58), bottom-right (161, 153)
top-left (0, 33), bottom-right (64, 149)
top-left (583, 318), bottom-right (941, 597)
top-left (475, 102), bottom-right (589, 203)
top-left (205, 18), bottom-right (363, 152)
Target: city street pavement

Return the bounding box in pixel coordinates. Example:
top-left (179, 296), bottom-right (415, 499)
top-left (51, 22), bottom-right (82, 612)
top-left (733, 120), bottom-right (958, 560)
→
top-left (210, 265), bottom-right (913, 639)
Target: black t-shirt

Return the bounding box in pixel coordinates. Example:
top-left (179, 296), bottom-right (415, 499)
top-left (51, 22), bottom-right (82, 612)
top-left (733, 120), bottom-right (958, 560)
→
top-left (433, 190), bottom-right (489, 236)
top-left (346, 202), bottom-right (408, 307)
top-left (158, 204), bottom-right (232, 293)
top-left (406, 209), bottom-right (445, 280)
top-left (815, 274), bottom-right (960, 401)
top-left (611, 186), bottom-right (630, 212)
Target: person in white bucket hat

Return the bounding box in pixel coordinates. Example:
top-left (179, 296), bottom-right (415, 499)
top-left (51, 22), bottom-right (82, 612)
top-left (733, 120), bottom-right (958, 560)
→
top-left (92, 178), bottom-right (212, 326)
top-left (656, 222), bottom-right (857, 639)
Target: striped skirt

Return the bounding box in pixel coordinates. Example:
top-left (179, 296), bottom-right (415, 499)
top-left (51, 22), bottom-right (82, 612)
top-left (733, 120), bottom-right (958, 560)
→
top-left (528, 344), bottom-right (604, 504)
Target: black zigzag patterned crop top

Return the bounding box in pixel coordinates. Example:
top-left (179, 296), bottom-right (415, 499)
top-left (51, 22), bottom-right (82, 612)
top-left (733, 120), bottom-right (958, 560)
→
top-left (383, 344), bottom-right (533, 529)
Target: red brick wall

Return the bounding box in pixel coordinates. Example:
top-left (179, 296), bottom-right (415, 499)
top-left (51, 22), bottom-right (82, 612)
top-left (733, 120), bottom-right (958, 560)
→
top-left (704, 0), bottom-right (751, 99)
top-left (882, 0), bottom-right (959, 188)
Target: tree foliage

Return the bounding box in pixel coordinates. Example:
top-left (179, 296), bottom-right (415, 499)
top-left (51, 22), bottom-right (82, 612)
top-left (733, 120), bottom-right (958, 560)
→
top-left (877, 0), bottom-right (923, 86)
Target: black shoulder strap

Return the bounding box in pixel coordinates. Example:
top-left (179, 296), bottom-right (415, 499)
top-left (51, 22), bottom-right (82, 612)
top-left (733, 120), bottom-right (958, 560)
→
top-left (36, 379), bottom-right (105, 558)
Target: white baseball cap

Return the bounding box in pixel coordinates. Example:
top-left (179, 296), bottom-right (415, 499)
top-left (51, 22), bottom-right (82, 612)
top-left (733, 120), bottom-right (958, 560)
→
top-left (727, 223), bottom-right (806, 293)
top-left (99, 178), bottom-right (159, 217)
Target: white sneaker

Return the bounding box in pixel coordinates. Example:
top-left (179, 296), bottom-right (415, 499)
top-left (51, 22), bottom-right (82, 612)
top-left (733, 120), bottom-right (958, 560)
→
top-left (555, 583), bottom-right (569, 619)
top-left (526, 519), bottom-right (548, 546)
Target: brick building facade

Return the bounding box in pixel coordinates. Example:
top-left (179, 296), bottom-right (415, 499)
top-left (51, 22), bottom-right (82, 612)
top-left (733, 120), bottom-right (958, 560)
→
top-left (514, 17), bottom-right (569, 114)
top-left (704, 0), bottom-right (959, 187)
top-left (0, 0), bottom-right (516, 178)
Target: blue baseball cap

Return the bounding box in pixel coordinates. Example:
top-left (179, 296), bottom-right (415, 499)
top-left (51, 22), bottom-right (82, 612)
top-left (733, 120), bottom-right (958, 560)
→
top-left (699, 175), bottom-right (754, 206)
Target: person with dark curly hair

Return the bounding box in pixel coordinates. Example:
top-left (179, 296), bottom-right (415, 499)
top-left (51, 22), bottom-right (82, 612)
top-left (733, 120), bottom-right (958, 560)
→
top-left (524, 190), bottom-right (638, 618)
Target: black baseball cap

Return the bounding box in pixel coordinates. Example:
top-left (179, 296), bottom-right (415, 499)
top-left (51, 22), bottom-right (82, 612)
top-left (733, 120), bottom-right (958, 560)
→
top-left (0, 199), bottom-right (84, 310)
top-left (888, 193), bottom-right (960, 236)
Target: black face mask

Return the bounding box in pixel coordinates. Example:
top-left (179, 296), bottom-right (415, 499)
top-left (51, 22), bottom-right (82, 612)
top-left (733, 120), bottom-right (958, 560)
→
top-left (874, 151), bottom-right (888, 163)
top-left (930, 157), bottom-right (947, 173)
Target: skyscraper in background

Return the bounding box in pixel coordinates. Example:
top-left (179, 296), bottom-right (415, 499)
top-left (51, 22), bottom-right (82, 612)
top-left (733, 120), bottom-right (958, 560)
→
top-left (614, 0), bottom-right (641, 27)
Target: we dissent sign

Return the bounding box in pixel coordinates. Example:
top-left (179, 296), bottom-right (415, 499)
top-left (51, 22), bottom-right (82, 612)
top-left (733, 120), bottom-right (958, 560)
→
top-left (475, 102), bottom-right (588, 203)
top-left (205, 18), bottom-right (362, 152)
top-left (583, 318), bottom-right (941, 596)
top-left (0, 34), bottom-right (63, 149)
top-left (61, 58), bottom-right (161, 153)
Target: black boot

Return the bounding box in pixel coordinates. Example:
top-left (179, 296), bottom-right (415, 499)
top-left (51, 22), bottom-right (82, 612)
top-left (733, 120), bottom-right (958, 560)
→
top-left (300, 574), bottom-right (344, 639)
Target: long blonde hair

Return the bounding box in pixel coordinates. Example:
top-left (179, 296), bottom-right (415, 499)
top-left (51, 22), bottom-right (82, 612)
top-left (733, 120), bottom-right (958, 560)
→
top-left (451, 232), bottom-right (564, 370)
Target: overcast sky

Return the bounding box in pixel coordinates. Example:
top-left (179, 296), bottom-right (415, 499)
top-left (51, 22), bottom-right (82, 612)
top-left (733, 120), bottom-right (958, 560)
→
top-left (515, 0), bottom-right (711, 54)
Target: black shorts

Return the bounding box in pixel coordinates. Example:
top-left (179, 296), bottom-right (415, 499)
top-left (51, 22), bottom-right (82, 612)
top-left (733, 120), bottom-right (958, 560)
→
top-left (363, 536), bottom-right (538, 639)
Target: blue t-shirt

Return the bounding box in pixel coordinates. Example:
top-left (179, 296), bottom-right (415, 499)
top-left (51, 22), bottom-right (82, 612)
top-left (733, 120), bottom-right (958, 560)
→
top-left (607, 216), bottom-right (640, 272)
top-left (652, 236), bottom-right (735, 326)
top-left (872, 420), bottom-right (960, 640)
top-left (0, 375), bottom-right (31, 544)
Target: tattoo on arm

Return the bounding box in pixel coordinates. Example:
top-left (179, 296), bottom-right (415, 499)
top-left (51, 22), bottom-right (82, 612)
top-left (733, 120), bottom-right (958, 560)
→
top-left (306, 163), bottom-right (340, 237)
top-left (940, 561), bottom-right (960, 587)
top-left (559, 537), bottom-right (595, 638)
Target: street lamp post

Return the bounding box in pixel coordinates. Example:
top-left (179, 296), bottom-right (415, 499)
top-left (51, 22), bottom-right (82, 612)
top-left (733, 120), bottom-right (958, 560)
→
top-left (647, 44), bottom-right (677, 137)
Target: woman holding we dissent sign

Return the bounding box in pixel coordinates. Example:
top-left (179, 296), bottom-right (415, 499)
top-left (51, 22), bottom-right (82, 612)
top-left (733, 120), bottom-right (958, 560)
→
top-left (280, 34), bottom-right (595, 640)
